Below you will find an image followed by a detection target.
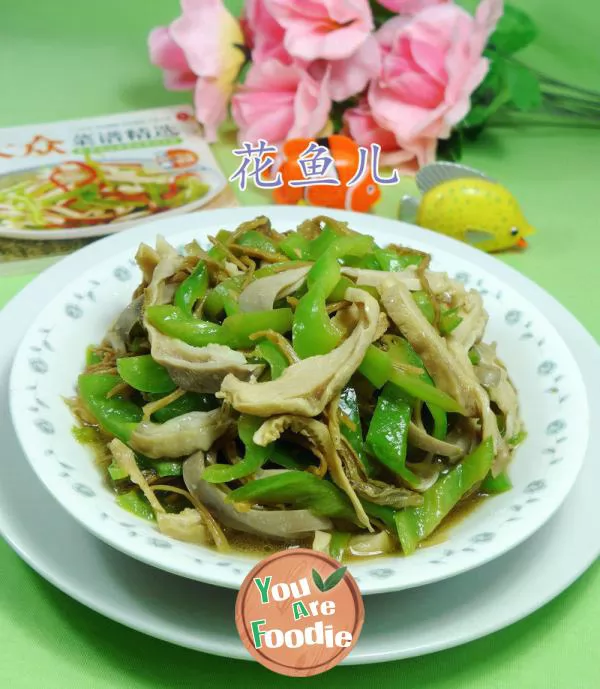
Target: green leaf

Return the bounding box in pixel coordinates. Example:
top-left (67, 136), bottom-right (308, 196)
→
top-left (436, 130), bottom-right (463, 162)
top-left (323, 565), bottom-right (348, 591)
top-left (330, 99), bottom-right (355, 134)
top-left (369, 0), bottom-right (395, 27)
top-left (461, 104), bottom-right (492, 129)
top-left (505, 62), bottom-right (542, 111)
top-left (490, 4), bottom-right (538, 55)
top-left (312, 568), bottom-right (326, 592)
top-left (235, 46), bottom-right (252, 84)
top-left (462, 55), bottom-right (511, 130)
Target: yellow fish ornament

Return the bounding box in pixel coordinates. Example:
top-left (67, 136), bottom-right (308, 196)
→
top-left (399, 162), bottom-right (535, 252)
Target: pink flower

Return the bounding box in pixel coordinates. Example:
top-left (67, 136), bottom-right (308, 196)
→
top-left (344, 100), bottom-right (436, 172)
top-left (160, 0), bottom-right (245, 141)
top-left (377, 0), bottom-right (449, 15)
top-left (243, 0), bottom-right (291, 63)
top-left (368, 0), bottom-right (503, 144)
top-left (310, 36), bottom-right (381, 102)
top-left (266, 0), bottom-right (374, 61)
top-left (148, 26), bottom-right (196, 91)
top-left (231, 59), bottom-right (331, 144)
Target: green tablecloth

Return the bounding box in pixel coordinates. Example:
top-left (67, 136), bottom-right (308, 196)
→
top-left (1, 1), bottom-right (599, 686)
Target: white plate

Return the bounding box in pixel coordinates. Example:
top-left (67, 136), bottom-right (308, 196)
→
top-left (0, 158), bottom-right (226, 240)
top-left (8, 207), bottom-right (590, 594)
top-left (0, 266), bottom-right (598, 662)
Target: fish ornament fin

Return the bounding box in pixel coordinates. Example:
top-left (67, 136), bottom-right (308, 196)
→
top-left (398, 195), bottom-right (420, 223)
top-left (464, 229), bottom-right (497, 245)
top-left (416, 162), bottom-right (494, 195)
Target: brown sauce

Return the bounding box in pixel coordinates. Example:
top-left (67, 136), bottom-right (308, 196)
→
top-left (224, 492), bottom-right (490, 562)
top-left (419, 492), bottom-right (488, 548)
top-left (225, 530), bottom-right (312, 559)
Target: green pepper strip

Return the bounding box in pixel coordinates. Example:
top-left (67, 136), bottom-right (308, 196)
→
top-left (303, 225), bottom-right (341, 260)
top-left (304, 229), bottom-right (374, 263)
top-left (108, 463), bottom-right (128, 481)
top-left (293, 252), bottom-right (342, 359)
top-left (203, 274), bottom-right (245, 319)
top-left (385, 337), bottom-right (447, 440)
top-left (358, 345), bottom-right (464, 414)
top-left (394, 438), bottom-right (494, 555)
top-left (413, 291), bottom-right (463, 335)
top-left (116, 355), bottom-right (176, 394)
top-left (151, 460), bottom-right (184, 478)
top-left (374, 248), bottom-right (423, 271)
top-left (146, 305), bottom-right (294, 349)
top-left (205, 229), bottom-right (234, 261)
top-left (366, 382), bottom-right (420, 486)
top-left (306, 250), bottom-right (343, 292)
top-left (412, 291), bottom-right (435, 323)
top-left (222, 309), bottom-right (294, 349)
top-left (481, 470), bottom-right (512, 494)
top-left (174, 260), bottom-right (209, 317)
top-left (150, 391), bottom-right (217, 423)
top-left (267, 443), bottom-right (311, 470)
top-left (202, 416), bottom-right (269, 483)
top-left (146, 305), bottom-right (221, 347)
top-left (279, 233), bottom-right (310, 260)
top-left (361, 500), bottom-right (396, 532)
top-left (340, 253), bottom-right (380, 270)
top-left (338, 385), bottom-right (375, 477)
top-left (203, 261), bottom-right (309, 319)
top-left (108, 449), bottom-right (180, 482)
top-left (293, 235), bottom-right (372, 359)
top-left (116, 490), bottom-right (155, 521)
top-left (78, 373), bottom-right (142, 442)
top-left (236, 230), bottom-right (278, 255)
top-left (292, 284), bottom-right (341, 358)
top-left (227, 471), bottom-right (357, 522)
top-left (254, 338), bottom-right (289, 380)
top-left (328, 276), bottom-right (355, 302)
top-left (468, 347), bottom-right (481, 365)
top-left (254, 261), bottom-right (306, 278)
top-left (507, 429), bottom-right (527, 446)
top-left (440, 307), bottom-right (462, 334)
top-left (207, 246), bottom-right (227, 262)
top-left (85, 345), bottom-right (103, 366)
top-left (329, 532), bottom-right (351, 562)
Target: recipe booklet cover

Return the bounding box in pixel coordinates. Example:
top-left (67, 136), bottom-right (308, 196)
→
top-left (0, 105), bottom-right (237, 276)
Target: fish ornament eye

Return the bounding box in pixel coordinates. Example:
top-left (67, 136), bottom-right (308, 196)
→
top-left (366, 184), bottom-right (376, 195)
top-left (510, 227), bottom-right (519, 236)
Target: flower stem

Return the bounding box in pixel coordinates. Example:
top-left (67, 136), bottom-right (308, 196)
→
top-left (510, 57), bottom-right (600, 100)
top-left (500, 107), bottom-right (600, 128)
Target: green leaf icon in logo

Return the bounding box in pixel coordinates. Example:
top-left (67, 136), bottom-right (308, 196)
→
top-left (311, 568), bottom-right (326, 592)
top-left (323, 566), bottom-right (347, 591)
top-left (312, 566), bottom-right (347, 593)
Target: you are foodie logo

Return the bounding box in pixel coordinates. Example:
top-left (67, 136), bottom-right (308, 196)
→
top-left (235, 548), bottom-right (364, 676)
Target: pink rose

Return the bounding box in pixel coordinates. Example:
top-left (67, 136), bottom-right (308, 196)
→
top-left (377, 0), bottom-right (449, 15)
top-left (309, 36), bottom-right (381, 102)
top-left (243, 0), bottom-right (291, 63)
top-left (344, 100), bottom-right (436, 172)
top-left (153, 0), bottom-right (245, 142)
top-left (266, 0), bottom-right (374, 61)
top-left (148, 26), bottom-right (197, 91)
top-left (368, 0), bottom-right (503, 143)
top-left (231, 59), bottom-right (331, 144)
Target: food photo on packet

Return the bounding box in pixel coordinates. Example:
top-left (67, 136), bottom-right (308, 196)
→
top-left (1, 0), bottom-right (599, 687)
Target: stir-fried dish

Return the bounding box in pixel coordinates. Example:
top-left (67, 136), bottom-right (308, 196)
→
top-left (70, 216), bottom-right (524, 561)
top-left (0, 159), bottom-right (209, 230)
